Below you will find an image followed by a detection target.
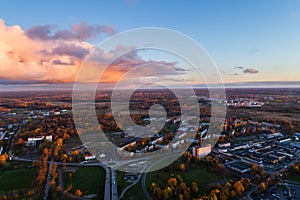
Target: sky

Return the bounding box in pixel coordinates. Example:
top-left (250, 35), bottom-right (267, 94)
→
top-left (1, 0), bottom-right (300, 88)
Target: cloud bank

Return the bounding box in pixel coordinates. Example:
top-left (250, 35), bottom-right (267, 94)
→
top-left (26, 22), bottom-right (115, 41)
top-left (0, 19), bottom-right (183, 84)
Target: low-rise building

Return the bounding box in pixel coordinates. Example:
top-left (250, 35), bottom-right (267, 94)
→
top-left (192, 145), bottom-right (211, 158)
top-left (218, 143), bottom-right (231, 148)
top-left (149, 136), bottom-right (163, 145)
top-left (267, 132), bottom-right (283, 139)
top-left (84, 154), bottom-right (96, 160)
top-left (241, 157), bottom-right (263, 165)
top-left (226, 161), bottom-right (251, 174)
top-left (118, 138), bottom-right (136, 152)
top-left (25, 135), bottom-right (53, 147)
top-left (135, 146), bottom-right (148, 153)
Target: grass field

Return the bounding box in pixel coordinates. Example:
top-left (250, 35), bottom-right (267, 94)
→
top-left (0, 167), bottom-right (38, 192)
top-left (116, 170), bottom-right (132, 196)
top-left (63, 166), bottom-right (105, 199)
top-left (146, 162), bottom-right (224, 196)
top-left (123, 181), bottom-right (147, 200)
top-left (287, 173), bottom-right (300, 183)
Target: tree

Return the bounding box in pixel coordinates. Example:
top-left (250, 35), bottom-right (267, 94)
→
top-left (75, 189), bottom-right (83, 196)
top-left (156, 187), bottom-right (162, 199)
top-left (219, 191), bottom-right (228, 200)
top-left (178, 193), bottom-right (184, 200)
top-left (56, 185), bottom-right (62, 192)
top-left (51, 163), bottom-right (58, 180)
top-left (15, 138), bottom-right (24, 145)
top-left (251, 164), bottom-right (259, 174)
top-left (50, 178), bottom-right (56, 186)
top-left (183, 188), bottom-right (190, 200)
top-left (179, 163), bottom-right (185, 172)
top-left (230, 190), bottom-right (237, 199)
top-left (179, 182), bottom-right (187, 193)
top-left (233, 181), bottom-right (245, 195)
top-left (260, 182), bottom-right (267, 191)
top-left (0, 153), bottom-right (8, 166)
top-left (150, 182), bottom-right (156, 193)
top-left (190, 182), bottom-right (198, 193)
top-left (167, 177), bottom-right (177, 188)
top-left (176, 175), bottom-right (183, 183)
top-left (162, 189), bottom-right (170, 200)
top-left (56, 138), bottom-right (63, 148)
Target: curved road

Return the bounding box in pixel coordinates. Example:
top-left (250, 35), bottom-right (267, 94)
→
top-left (141, 172), bottom-right (152, 200)
top-left (118, 174), bottom-right (142, 199)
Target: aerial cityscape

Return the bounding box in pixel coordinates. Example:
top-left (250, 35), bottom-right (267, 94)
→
top-left (1, 1), bottom-right (300, 200)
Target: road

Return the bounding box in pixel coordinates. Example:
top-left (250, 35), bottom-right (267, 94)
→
top-left (57, 167), bottom-right (65, 192)
top-left (8, 136), bottom-right (15, 157)
top-left (119, 173), bottom-right (142, 199)
top-left (141, 158), bottom-right (165, 200)
top-left (43, 158), bottom-right (54, 200)
top-left (8, 128), bottom-right (20, 158)
top-left (245, 184), bottom-right (259, 200)
top-left (111, 168), bottom-right (118, 200)
top-left (104, 165), bottom-right (111, 200)
top-left (14, 149), bottom-right (183, 200)
top-left (141, 172), bottom-right (152, 200)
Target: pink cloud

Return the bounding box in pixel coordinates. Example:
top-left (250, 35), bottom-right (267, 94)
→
top-left (0, 19), bottom-right (183, 84)
top-left (243, 68), bottom-right (259, 74)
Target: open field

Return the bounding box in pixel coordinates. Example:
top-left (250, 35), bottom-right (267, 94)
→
top-left (123, 181), bottom-right (147, 200)
top-left (146, 168), bottom-right (223, 195)
top-left (116, 170), bottom-right (132, 196)
top-left (0, 167), bottom-right (38, 192)
top-left (146, 161), bottom-right (224, 196)
top-left (287, 174), bottom-right (300, 184)
top-left (63, 166), bottom-right (105, 199)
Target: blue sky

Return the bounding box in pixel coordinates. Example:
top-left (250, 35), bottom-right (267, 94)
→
top-left (1, 0), bottom-right (300, 85)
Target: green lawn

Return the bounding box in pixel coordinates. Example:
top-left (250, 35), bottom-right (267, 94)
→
top-left (116, 170), bottom-right (131, 196)
top-left (0, 167), bottom-right (38, 192)
top-left (1, 160), bottom-right (33, 170)
top-left (287, 173), bottom-right (300, 183)
top-left (180, 168), bottom-right (223, 194)
top-left (146, 162), bottom-right (224, 196)
top-left (123, 181), bottom-right (147, 200)
top-left (63, 166), bottom-right (105, 199)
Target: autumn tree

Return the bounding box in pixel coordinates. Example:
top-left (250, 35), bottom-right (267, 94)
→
top-left (179, 163), bottom-right (185, 172)
top-left (75, 189), bottom-right (83, 196)
top-left (259, 182), bottom-right (267, 191)
top-left (190, 182), bottom-right (198, 193)
top-left (0, 153), bottom-right (8, 166)
top-left (167, 177), bottom-right (178, 188)
top-left (233, 181), bottom-right (245, 195)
